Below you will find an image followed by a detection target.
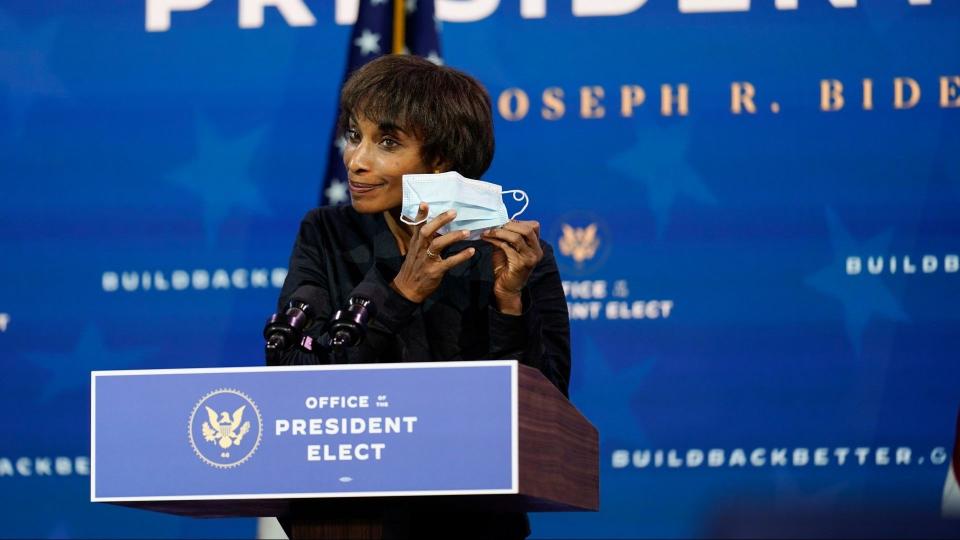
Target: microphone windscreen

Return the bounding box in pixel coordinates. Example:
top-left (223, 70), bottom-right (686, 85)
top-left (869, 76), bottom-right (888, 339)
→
top-left (287, 285), bottom-right (325, 312)
top-left (350, 281), bottom-right (383, 319)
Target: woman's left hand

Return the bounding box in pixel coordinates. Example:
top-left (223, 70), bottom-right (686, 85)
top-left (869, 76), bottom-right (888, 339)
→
top-left (482, 220), bottom-right (543, 315)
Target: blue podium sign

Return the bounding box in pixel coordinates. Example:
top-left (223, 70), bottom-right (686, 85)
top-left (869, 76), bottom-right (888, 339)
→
top-left (91, 361), bottom-right (518, 502)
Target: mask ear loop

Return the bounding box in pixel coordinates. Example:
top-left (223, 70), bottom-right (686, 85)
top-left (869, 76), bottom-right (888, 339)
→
top-left (503, 190), bottom-right (529, 220)
top-left (400, 214), bottom-right (428, 226)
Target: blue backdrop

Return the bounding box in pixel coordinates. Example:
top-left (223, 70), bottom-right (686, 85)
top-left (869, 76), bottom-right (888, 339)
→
top-left (1, 1), bottom-right (959, 538)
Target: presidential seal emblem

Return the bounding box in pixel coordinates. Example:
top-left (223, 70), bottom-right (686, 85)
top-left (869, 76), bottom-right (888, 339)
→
top-left (551, 210), bottom-right (612, 276)
top-left (188, 388), bottom-right (262, 469)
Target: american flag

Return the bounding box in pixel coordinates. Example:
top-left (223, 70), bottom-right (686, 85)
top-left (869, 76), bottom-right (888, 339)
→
top-left (319, 0), bottom-right (442, 206)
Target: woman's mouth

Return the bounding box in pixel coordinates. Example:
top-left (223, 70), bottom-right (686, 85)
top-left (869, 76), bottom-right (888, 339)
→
top-left (348, 180), bottom-right (386, 194)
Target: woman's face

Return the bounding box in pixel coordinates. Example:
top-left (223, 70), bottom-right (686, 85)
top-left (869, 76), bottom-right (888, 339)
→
top-left (343, 115), bottom-right (433, 214)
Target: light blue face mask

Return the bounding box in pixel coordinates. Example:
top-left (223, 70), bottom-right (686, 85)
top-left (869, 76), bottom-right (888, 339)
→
top-left (400, 172), bottom-right (529, 239)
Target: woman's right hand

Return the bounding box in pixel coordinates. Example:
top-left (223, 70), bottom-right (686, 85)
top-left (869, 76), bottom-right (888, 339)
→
top-left (391, 203), bottom-right (476, 303)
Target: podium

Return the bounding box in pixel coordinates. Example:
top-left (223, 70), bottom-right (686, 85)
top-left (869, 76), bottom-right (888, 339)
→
top-left (91, 361), bottom-right (598, 538)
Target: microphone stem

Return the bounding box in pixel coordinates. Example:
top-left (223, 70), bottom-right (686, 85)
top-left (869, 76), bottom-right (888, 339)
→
top-left (332, 342), bottom-right (349, 364)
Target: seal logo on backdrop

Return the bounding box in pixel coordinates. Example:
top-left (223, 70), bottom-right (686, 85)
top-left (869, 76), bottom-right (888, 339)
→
top-left (188, 388), bottom-right (262, 469)
top-left (551, 211), bottom-right (612, 276)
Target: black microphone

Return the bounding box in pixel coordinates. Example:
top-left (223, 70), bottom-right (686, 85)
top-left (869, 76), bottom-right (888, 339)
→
top-left (328, 282), bottom-right (380, 348)
top-left (263, 286), bottom-right (322, 353)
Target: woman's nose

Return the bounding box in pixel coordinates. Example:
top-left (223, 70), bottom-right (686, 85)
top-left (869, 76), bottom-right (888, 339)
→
top-left (345, 139), bottom-right (371, 173)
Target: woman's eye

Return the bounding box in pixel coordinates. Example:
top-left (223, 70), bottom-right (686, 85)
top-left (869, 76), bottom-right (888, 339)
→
top-left (380, 137), bottom-right (399, 149)
top-left (346, 128), bottom-right (360, 142)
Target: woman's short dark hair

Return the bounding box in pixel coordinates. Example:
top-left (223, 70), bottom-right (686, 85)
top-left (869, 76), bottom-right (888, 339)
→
top-left (338, 55), bottom-right (495, 178)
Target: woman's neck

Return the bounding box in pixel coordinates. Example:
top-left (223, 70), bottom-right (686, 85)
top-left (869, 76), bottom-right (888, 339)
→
top-left (383, 208), bottom-right (415, 256)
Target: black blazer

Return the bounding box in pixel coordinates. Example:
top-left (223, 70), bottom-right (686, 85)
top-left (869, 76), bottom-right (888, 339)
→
top-left (268, 205), bottom-right (571, 539)
top-left (267, 205), bottom-right (570, 395)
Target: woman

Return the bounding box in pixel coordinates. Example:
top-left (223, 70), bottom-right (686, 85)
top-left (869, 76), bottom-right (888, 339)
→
top-left (268, 54), bottom-right (570, 539)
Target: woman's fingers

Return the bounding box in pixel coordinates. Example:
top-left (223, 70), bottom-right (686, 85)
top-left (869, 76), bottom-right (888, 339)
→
top-left (484, 227), bottom-right (532, 258)
top-left (482, 237), bottom-right (522, 265)
top-left (501, 220), bottom-right (542, 251)
top-left (484, 227), bottom-right (522, 247)
top-left (414, 202), bottom-right (429, 223)
top-left (429, 229), bottom-right (470, 254)
top-left (420, 209), bottom-right (458, 238)
top-left (440, 247), bottom-right (477, 270)
top-left (407, 203), bottom-right (430, 244)
top-left (484, 219), bottom-right (544, 276)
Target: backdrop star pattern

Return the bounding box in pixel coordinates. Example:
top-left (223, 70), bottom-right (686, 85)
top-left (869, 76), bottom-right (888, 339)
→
top-left (608, 124), bottom-right (716, 237)
top-left (25, 326), bottom-right (151, 401)
top-left (0, 9), bottom-right (65, 137)
top-left (806, 209), bottom-right (908, 356)
top-left (167, 117), bottom-right (271, 243)
top-left (571, 335), bottom-right (656, 448)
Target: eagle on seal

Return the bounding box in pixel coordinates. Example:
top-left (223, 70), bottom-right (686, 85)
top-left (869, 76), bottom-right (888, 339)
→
top-left (202, 405), bottom-right (251, 449)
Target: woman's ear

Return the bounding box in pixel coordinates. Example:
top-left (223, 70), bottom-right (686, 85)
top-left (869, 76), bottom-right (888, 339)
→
top-left (431, 157), bottom-right (449, 174)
